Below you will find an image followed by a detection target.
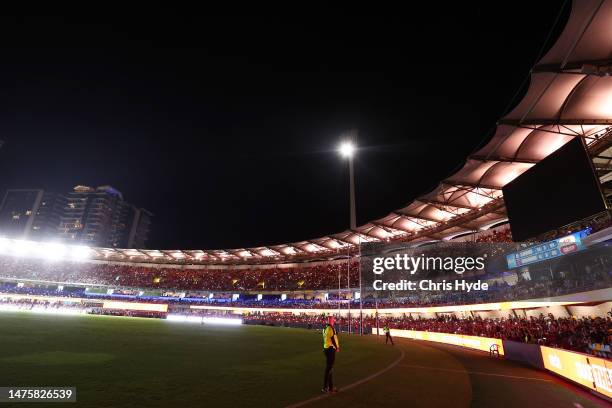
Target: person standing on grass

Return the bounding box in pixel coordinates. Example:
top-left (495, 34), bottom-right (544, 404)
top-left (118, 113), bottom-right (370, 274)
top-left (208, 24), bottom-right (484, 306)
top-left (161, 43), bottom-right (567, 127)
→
top-left (322, 315), bottom-right (340, 393)
top-left (384, 324), bottom-right (394, 345)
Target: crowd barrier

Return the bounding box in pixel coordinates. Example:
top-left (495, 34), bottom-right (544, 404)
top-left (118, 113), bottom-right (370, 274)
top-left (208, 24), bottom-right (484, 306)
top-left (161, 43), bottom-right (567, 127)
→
top-left (372, 328), bottom-right (504, 355)
top-left (540, 346), bottom-right (611, 399)
top-left (501, 340), bottom-right (544, 369)
top-left (374, 329), bottom-right (611, 401)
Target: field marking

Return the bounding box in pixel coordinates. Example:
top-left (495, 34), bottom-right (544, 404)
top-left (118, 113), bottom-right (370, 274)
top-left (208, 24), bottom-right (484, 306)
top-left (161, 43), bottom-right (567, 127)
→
top-left (285, 347), bottom-right (406, 408)
top-left (400, 364), bottom-right (552, 382)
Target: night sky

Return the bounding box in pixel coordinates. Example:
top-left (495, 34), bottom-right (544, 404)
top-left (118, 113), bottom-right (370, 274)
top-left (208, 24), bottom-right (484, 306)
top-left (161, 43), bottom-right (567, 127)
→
top-left (0, 3), bottom-right (569, 250)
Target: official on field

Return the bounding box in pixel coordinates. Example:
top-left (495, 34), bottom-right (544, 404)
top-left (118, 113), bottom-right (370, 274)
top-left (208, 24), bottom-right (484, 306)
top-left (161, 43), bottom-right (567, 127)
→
top-left (322, 315), bottom-right (340, 393)
top-left (383, 324), bottom-right (394, 345)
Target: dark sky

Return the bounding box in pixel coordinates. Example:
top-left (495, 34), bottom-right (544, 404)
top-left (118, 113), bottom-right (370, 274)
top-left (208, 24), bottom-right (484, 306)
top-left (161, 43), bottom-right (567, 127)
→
top-left (0, 3), bottom-right (569, 250)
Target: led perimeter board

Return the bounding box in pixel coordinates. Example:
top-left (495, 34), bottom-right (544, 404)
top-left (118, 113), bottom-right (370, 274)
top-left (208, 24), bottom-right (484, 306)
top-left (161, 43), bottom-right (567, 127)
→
top-left (502, 138), bottom-right (606, 242)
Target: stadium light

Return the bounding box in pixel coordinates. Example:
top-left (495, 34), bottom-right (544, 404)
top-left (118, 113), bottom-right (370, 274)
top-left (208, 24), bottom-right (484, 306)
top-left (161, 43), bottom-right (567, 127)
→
top-left (336, 135), bottom-right (357, 230)
top-left (338, 141), bottom-right (355, 158)
top-left (13, 240), bottom-right (37, 257)
top-left (40, 242), bottom-right (67, 261)
top-left (166, 314), bottom-right (242, 325)
top-left (0, 237), bottom-right (9, 253)
top-left (167, 314), bottom-right (200, 323)
top-left (202, 316), bottom-right (242, 325)
top-left (70, 245), bottom-right (91, 261)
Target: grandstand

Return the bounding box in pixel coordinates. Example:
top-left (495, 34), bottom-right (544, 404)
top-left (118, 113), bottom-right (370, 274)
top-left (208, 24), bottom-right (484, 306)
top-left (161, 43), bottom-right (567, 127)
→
top-left (1, 1), bottom-right (611, 407)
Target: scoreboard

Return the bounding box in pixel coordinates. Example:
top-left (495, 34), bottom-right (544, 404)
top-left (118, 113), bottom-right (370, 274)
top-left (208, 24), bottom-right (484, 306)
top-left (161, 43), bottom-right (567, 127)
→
top-left (506, 229), bottom-right (589, 269)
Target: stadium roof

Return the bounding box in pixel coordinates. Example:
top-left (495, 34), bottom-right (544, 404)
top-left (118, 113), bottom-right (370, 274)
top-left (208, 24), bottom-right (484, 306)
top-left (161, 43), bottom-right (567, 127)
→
top-left (91, 0), bottom-right (612, 265)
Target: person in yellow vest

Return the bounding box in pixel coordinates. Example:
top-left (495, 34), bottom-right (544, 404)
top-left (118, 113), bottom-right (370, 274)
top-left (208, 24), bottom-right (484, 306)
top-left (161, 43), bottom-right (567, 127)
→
top-left (383, 324), bottom-right (394, 345)
top-left (322, 315), bottom-right (340, 393)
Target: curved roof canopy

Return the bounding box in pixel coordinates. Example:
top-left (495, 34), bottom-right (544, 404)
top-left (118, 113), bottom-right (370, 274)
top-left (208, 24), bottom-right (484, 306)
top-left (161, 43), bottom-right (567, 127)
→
top-left (91, 0), bottom-right (612, 265)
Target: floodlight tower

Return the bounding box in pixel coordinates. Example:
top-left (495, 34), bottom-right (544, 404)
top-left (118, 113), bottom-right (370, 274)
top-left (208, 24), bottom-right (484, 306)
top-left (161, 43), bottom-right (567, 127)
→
top-left (338, 130), bottom-right (361, 334)
top-left (338, 139), bottom-right (357, 230)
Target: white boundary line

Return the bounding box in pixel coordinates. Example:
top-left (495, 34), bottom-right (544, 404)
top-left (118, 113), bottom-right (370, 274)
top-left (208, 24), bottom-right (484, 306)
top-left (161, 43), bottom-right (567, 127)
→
top-left (400, 364), bottom-right (552, 382)
top-left (285, 348), bottom-right (406, 408)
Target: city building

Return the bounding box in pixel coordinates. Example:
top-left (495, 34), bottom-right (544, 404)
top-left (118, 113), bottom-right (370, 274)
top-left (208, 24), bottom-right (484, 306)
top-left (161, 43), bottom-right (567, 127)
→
top-left (30, 192), bottom-right (67, 241)
top-left (0, 186), bottom-right (152, 248)
top-left (127, 207), bottom-right (153, 249)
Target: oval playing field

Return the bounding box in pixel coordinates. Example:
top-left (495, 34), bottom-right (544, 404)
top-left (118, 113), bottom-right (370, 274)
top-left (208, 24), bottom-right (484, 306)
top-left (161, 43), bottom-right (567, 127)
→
top-left (0, 313), bottom-right (605, 408)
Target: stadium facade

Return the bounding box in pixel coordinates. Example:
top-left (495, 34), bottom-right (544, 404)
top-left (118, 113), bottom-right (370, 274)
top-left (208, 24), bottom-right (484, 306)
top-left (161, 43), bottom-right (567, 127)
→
top-left (0, 1), bottom-right (611, 401)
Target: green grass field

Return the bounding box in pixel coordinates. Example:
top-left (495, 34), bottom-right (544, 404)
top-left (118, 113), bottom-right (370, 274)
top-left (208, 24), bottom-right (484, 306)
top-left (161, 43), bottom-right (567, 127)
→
top-left (0, 313), bottom-right (399, 408)
top-left (0, 312), bottom-right (606, 408)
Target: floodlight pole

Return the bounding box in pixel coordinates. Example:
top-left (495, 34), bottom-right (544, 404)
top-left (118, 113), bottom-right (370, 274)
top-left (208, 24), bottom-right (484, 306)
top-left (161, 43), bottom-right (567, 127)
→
top-left (345, 154), bottom-right (355, 335)
top-left (338, 265), bottom-right (341, 329)
top-left (347, 139), bottom-right (362, 335)
top-left (338, 132), bottom-right (359, 334)
top-left (349, 153), bottom-right (356, 230)
top-left (347, 245), bottom-right (351, 334)
top-left (358, 234), bottom-right (363, 335)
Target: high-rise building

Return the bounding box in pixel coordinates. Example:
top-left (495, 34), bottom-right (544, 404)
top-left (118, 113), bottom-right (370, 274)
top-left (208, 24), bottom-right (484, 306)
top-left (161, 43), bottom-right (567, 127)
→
top-left (0, 186), bottom-right (152, 248)
top-left (127, 208), bottom-right (154, 249)
top-left (30, 192), bottom-right (67, 241)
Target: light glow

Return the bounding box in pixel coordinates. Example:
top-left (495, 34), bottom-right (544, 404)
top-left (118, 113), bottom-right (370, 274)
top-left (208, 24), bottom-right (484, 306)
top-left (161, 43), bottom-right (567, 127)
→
top-left (102, 301), bottom-right (168, 312)
top-left (70, 245), bottom-right (91, 260)
top-left (0, 304), bottom-right (86, 315)
top-left (0, 237), bottom-right (9, 253)
top-left (202, 316), bottom-right (242, 325)
top-left (40, 242), bottom-right (66, 260)
top-left (338, 141), bottom-right (355, 158)
top-left (13, 240), bottom-right (37, 257)
top-left (166, 314), bottom-right (242, 325)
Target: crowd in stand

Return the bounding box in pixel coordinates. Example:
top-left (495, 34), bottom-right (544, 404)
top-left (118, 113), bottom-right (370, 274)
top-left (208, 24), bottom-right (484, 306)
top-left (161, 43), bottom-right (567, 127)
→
top-left (242, 312), bottom-right (611, 357)
top-left (474, 227), bottom-right (513, 243)
top-left (0, 297), bottom-right (86, 312)
top-left (0, 250), bottom-right (609, 309)
top-left (0, 226), bottom-right (519, 292)
top-left (0, 297), bottom-right (165, 318)
top-left (379, 314), bottom-right (611, 355)
top-left (0, 243), bottom-right (517, 292)
top-left (2, 220), bottom-right (611, 295)
top-left (0, 256), bottom-right (359, 292)
top-left (0, 222), bottom-right (610, 310)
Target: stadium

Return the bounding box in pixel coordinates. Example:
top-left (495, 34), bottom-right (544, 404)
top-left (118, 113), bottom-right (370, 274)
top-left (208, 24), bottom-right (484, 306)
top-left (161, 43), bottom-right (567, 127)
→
top-left (1, 2), bottom-right (612, 408)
